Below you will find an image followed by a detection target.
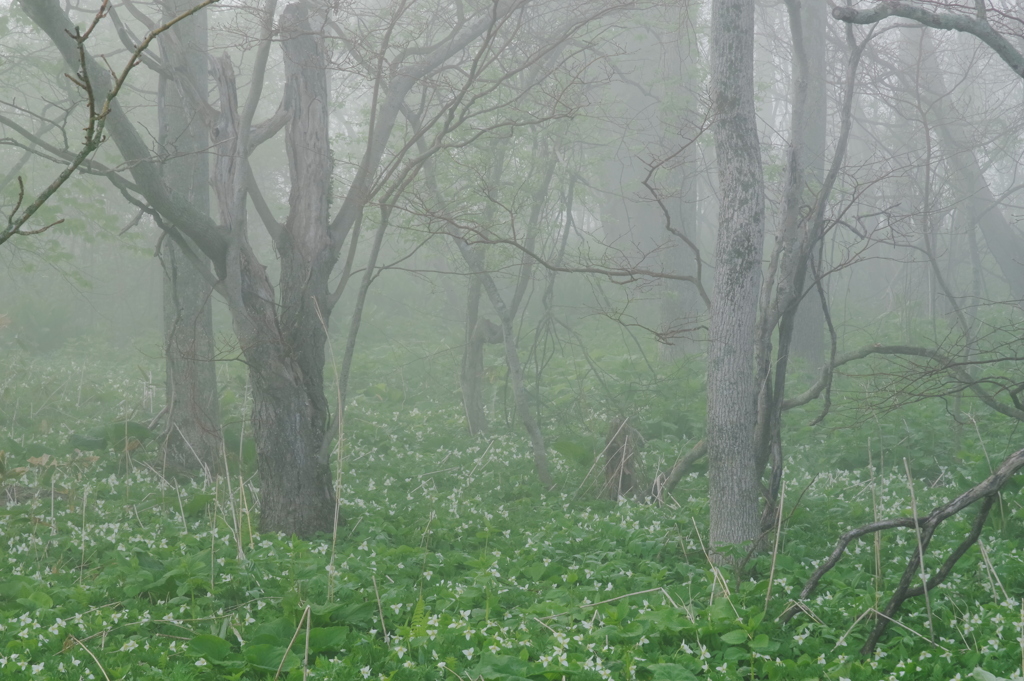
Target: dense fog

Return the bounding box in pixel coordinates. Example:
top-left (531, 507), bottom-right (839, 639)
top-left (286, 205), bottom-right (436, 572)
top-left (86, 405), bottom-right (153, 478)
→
top-left (2, 1), bottom-right (1024, 678)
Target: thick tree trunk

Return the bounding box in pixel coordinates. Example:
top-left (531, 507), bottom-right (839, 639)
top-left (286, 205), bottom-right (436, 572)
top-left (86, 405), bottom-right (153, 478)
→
top-left (161, 242), bottom-right (221, 474)
top-left (157, 0), bottom-right (221, 475)
top-left (249, 362), bottom-right (336, 533)
top-left (250, 2), bottom-right (337, 534)
top-left (706, 0), bottom-right (765, 553)
top-left (209, 3), bottom-right (338, 535)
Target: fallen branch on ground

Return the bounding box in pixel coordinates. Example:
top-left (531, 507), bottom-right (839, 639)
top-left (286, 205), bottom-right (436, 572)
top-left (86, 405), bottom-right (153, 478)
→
top-left (781, 447), bottom-right (1024, 655)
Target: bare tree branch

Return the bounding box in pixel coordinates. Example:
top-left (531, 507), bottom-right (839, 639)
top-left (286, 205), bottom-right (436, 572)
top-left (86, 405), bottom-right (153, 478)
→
top-left (3, 0), bottom-right (219, 247)
top-left (783, 343), bottom-right (1024, 421)
top-left (833, 1), bottom-right (1024, 78)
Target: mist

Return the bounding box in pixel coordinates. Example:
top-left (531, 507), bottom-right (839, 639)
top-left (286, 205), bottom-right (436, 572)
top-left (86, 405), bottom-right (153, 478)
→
top-left (2, 0), bottom-right (1023, 677)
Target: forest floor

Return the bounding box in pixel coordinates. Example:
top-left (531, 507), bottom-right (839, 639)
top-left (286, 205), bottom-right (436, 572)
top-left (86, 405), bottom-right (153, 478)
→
top-left (0, 339), bottom-right (1021, 681)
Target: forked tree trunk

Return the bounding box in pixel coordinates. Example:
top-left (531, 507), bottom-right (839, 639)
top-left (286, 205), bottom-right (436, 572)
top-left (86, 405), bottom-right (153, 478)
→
top-left (452, 238), bottom-right (552, 488)
top-left (706, 0), bottom-right (765, 554)
top-left (22, 0), bottom-right (540, 537)
top-left (209, 3), bottom-right (338, 535)
top-left (157, 0), bottom-right (221, 475)
top-left (250, 3), bottom-right (337, 534)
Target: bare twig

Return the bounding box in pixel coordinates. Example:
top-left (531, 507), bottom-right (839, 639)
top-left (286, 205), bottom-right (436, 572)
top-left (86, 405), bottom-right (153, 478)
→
top-left (783, 448), bottom-right (1024, 654)
top-left (3, 0), bottom-right (218, 246)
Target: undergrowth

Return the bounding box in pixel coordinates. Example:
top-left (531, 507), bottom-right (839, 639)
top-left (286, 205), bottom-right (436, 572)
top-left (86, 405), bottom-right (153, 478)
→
top-left (0, 340), bottom-right (1021, 681)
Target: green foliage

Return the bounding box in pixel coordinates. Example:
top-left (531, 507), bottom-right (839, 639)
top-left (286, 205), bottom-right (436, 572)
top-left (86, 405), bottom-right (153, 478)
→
top-left (0, 332), bottom-right (1022, 681)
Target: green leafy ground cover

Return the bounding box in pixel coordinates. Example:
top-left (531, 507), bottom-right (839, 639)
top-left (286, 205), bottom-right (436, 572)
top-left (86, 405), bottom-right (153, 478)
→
top-left (0, 342), bottom-right (1022, 681)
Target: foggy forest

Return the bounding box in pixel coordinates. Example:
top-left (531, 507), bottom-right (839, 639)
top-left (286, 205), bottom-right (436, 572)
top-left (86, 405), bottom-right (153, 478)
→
top-left (2, 0), bottom-right (1024, 678)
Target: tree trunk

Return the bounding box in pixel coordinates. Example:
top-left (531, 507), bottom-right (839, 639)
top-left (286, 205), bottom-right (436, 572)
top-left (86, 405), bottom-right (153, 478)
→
top-left (659, 4), bottom-right (704, 360)
top-left (494, 293), bottom-right (553, 488)
top-left (209, 3), bottom-right (338, 535)
top-left (157, 0), bottom-right (221, 476)
top-left (786, 0), bottom-right (827, 367)
top-left (251, 2), bottom-right (337, 534)
top-left (461, 275), bottom-right (489, 436)
top-left (460, 142), bottom-right (507, 436)
top-left (249, 361), bottom-right (337, 533)
top-left (914, 33), bottom-right (1024, 304)
top-left (160, 242), bottom-right (221, 475)
top-left (751, 0), bottom-right (828, 497)
top-left (706, 0), bottom-right (765, 553)
top-left (450, 234), bottom-right (552, 487)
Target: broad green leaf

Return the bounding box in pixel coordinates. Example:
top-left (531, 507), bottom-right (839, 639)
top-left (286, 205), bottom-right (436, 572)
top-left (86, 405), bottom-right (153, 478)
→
top-left (0, 578), bottom-right (34, 601)
top-left (250, 617), bottom-right (299, 646)
top-left (648, 663), bottom-right (698, 681)
top-left (720, 629), bottom-right (748, 645)
top-left (472, 653), bottom-right (535, 680)
top-left (16, 590), bottom-right (53, 611)
top-left (750, 633), bottom-right (772, 651)
top-left (526, 563), bottom-right (547, 581)
top-left (748, 609), bottom-right (765, 629)
top-left (306, 626), bottom-right (349, 654)
top-left (709, 597), bottom-right (735, 622)
top-left (188, 634), bottom-right (233, 661)
top-left (243, 644), bottom-right (300, 672)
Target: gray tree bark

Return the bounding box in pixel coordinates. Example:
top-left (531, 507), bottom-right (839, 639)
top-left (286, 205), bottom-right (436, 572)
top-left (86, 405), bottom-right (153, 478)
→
top-left (786, 0), bottom-right (827, 367)
top-left (658, 5), bottom-right (705, 360)
top-left (157, 0), bottom-right (221, 476)
top-left (257, 2), bottom-right (337, 532)
top-left (752, 0), bottom-right (828, 496)
top-left (213, 3), bottom-right (338, 534)
top-left (913, 36), bottom-right (1024, 304)
top-left (706, 0), bottom-right (765, 553)
top-left (752, 12), bottom-right (865, 514)
top-left (21, 0), bottom-right (575, 534)
top-left (469, 254), bottom-right (553, 488)
top-left (460, 142), bottom-right (508, 436)
top-left (462, 275), bottom-right (489, 436)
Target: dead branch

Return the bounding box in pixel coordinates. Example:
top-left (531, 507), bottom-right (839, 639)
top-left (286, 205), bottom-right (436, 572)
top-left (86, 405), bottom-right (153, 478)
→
top-left (653, 438), bottom-right (707, 501)
top-left (781, 447), bottom-right (1024, 654)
